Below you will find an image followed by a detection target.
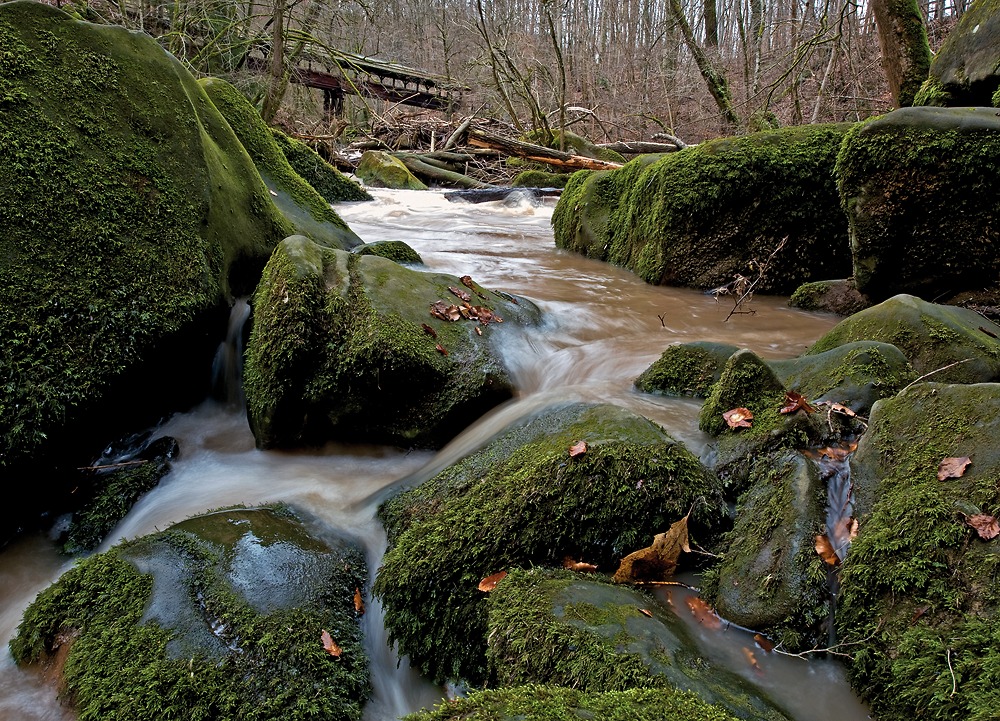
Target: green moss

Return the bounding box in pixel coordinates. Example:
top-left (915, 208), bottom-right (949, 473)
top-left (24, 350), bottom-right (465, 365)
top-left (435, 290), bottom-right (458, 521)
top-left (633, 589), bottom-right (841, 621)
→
top-left (405, 684), bottom-right (742, 721)
top-left (355, 150), bottom-right (427, 190)
top-left (0, 1), bottom-right (292, 473)
top-left (553, 125), bottom-right (853, 293)
top-left (635, 342), bottom-right (739, 398)
top-left (374, 402), bottom-right (725, 685)
top-left (523, 129), bottom-right (627, 164)
top-left (270, 128), bottom-right (372, 202)
top-left (11, 506), bottom-right (369, 721)
top-left (837, 383), bottom-right (1000, 721)
top-left (835, 108), bottom-right (1000, 299)
top-left (512, 169), bottom-right (570, 188)
top-left (200, 78), bottom-right (361, 250)
top-left (352, 240), bottom-right (423, 264)
top-left (912, 77), bottom-right (952, 107)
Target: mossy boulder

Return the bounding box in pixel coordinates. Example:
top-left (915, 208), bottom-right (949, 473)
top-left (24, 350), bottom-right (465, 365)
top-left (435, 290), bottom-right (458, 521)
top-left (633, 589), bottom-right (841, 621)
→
top-left (806, 294), bottom-right (1000, 384)
top-left (200, 78), bottom-right (362, 250)
top-left (0, 1), bottom-right (295, 536)
top-left (634, 341), bottom-right (740, 398)
top-left (512, 169), bottom-right (570, 188)
top-left (405, 685), bottom-right (743, 721)
top-left (244, 235), bottom-right (536, 449)
top-left (374, 402), bottom-right (725, 685)
top-left (788, 278), bottom-right (871, 316)
top-left (352, 240), bottom-right (423, 264)
top-left (10, 506), bottom-right (369, 720)
top-left (270, 128), bottom-right (372, 202)
top-left (913, 0), bottom-right (1000, 107)
top-left (553, 124), bottom-right (853, 293)
top-left (835, 107), bottom-right (1000, 300)
top-left (701, 451), bottom-right (829, 650)
top-left (356, 150), bottom-right (427, 190)
top-left (838, 383), bottom-right (1000, 721)
top-left (484, 569), bottom-right (790, 719)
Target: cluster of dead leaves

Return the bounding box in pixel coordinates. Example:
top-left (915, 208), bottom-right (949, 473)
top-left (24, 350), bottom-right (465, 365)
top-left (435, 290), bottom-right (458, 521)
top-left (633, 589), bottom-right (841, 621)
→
top-left (724, 392), bottom-right (864, 431)
top-left (425, 277), bottom-right (504, 355)
top-left (936, 456), bottom-right (999, 540)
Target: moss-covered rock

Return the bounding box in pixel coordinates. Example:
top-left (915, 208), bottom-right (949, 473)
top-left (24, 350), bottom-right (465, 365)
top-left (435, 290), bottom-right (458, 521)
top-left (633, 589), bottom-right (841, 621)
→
top-left (374, 402), bottom-right (725, 685)
top-left (352, 240), bottom-right (423, 264)
top-left (10, 506), bottom-right (369, 720)
top-left (838, 383), bottom-right (1000, 721)
top-left (788, 278), bottom-right (871, 316)
top-left (524, 129), bottom-right (627, 163)
top-left (483, 569), bottom-right (790, 719)
top-left (405, 685), bottom-right (742, 721)
top-left (806, 294), bottom-right (1000, 384)
top-left (836, 107), bottom-right (1000, 300)
top-left (270, 128), bottom-right (372, 203)
top-left (701, 451), bottom-right (830, 650)
top-left (244, 236), bottom-right (536, 449)
top-left (356, 150), bottom-right (427, 190)
top-left (553, 125), bottom-right (853, 293)
top-left (0, 1), bottom-right (295, 535)
top-left (512, 169), bottom-right (570, 188)
top-left (913, 0), bottom-right (1000, 107)
top-left (200, 78), bottom-right (362, 250)
top-left (634, 342), bottom-right (740, 397)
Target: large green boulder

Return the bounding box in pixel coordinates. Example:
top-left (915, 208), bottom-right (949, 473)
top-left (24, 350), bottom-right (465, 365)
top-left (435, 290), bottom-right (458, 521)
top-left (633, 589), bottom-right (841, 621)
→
top-left (914, 0), bottom-right (1000, 107)
top-left (485, 569), bottom-right (791, 720)
top-left (0, 1), bottom-right (295, 534)
top-left (270, 128), bottom-right (372, 203)
top-left (374, 402), bottom-right (725, 685)
top-left (552, 125), bottom-right (853, 293)
top-left (356, 150), bottom-right (427, 190)
top-left (836, 107), bottom-right (1000, 300)
top-left (244, 235), bottom-right (536, 449)
top-left (200, 78), bottom-right (362, 250)
top-left (10, 506), bottom-right (369, 720)
top-left (838, 383), bottom-right (1000, 721)
top-left (807, 294), bottom-right (1000, 384)
top-left (634, 342), bottom-right (740, 398)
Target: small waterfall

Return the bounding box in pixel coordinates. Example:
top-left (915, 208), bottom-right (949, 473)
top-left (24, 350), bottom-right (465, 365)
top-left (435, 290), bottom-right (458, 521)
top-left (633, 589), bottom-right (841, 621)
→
top-left (211, 298), bottom-right (252, 409)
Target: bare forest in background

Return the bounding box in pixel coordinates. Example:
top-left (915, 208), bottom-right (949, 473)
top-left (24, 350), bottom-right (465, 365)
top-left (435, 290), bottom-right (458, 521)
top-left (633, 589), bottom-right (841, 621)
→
top-left (50, 0), bottom-right (963, 143)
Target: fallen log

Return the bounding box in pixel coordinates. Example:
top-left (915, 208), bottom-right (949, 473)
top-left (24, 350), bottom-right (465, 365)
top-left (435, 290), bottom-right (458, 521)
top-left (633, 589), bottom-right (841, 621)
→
top-left (467, 129), bottom-right (623, 170)
top-left (597, 141), bottom-right (683, 154)
top-left (398, 155), bottom-right (494, 189)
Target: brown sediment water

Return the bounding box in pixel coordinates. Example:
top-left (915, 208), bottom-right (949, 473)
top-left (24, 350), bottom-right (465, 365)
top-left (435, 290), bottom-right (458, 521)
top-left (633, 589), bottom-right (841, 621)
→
top-left (0, 188), bottom-right (869, 720)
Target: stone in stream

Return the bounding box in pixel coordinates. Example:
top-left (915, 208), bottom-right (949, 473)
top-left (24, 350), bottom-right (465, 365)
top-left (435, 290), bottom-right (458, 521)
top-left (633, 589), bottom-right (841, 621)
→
top-left (244, 235), bottom-right (539, 449)
top-left (551, 124), bottom-right (853, 293)
top-left (481, 568), bottom-right (791, 720)
top-left (788, 278), bottom-right (872, 316)
top-left (352, 239), bottom-right (424, 264)
top-left (0, 1), bottom-right (316, 541)
top-left (375, 402), bottom-right (726, 686)
top-left (634, 341), bottom-right (741, 398)
top-left (356, 150), bottom-right (428, 190)
top-left (269, 127), bottom-right (373, 203)
top-left (838, 382), bottom-right (1000, 721)
top-left (10, 505), bottom-right (369, 721)
top-left (836, 107), bottom-right (1000, 302)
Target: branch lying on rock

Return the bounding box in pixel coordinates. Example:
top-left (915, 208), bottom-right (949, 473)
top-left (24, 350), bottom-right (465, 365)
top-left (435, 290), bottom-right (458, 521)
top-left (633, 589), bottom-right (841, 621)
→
top-left (598, 140), bottom-right (683, 154)
top-left (468, 129), bottom-right (623, 170)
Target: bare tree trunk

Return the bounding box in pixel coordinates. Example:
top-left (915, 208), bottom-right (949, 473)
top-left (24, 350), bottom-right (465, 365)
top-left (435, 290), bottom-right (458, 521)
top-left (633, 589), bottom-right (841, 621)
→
top-left (261, 0), bottom-right (286, 122)
top-left (871, 0), bottom-right (931, 106)
top-left (705, 0), bottom-right (719, 46)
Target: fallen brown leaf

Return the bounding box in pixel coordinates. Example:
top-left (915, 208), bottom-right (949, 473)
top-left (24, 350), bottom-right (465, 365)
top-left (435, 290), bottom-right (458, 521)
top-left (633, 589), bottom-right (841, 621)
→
top-left (966, 513), bottom-right (1000, 540)
top-left (449, 286), bottom-right (472, 302)
top-left (430, 300), bottom-right (462, 322)
top-left (354, 587), bottom-right (365, 616)
top-left (569, 440), bottom-right (588, 458)
top-left (827, 402), bottom-right (858, 418)
top-left (742, 647), bottom-right (761, 671)
top-left (638, 608), bottom-right (653, 618)
top-left (722, 407), bottom-right (753, 429)
top-left (478, 571), bottom-right (507, 592)
top-left (753, 633), bottom-right (775, 653)
top-left (421, 323), bottom-right (438, 339)
top-left (562, 556), bottom-right (598, 572)
top-left (460, 275), bottom-right (476, 291)
top-left (435, 344), bottom-right (449, 356)
top-left (938, 456), bottom-right (971, 481)
top-left (685, 596), bottom-right (721, 629)
top-left (321, 629), bottom-right (342, 658)
top-left (475, 326), bottom-right (482, 336)
top-left (780, 390), bottom-right (816, 415)
top-left (613, 513), bottom-right (690, 583)
top-left (815, 534), bottom-right (839, 566)
top-left (846, 517), bottom-right (859, 541)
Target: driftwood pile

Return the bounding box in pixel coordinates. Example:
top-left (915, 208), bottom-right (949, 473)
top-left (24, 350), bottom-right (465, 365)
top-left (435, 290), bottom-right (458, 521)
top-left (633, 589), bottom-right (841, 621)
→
top-left (290, 113), bottom-right (684, 189)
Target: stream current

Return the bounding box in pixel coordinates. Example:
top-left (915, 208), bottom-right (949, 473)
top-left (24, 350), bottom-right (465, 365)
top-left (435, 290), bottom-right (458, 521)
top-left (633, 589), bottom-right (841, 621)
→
top-left (0, 189), bottom-right (870, 720)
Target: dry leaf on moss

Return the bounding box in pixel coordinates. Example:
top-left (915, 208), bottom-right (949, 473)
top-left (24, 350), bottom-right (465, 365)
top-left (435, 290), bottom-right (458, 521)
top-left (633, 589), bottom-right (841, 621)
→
top-left (562, 557), bottom-right (597, 572)
top-left (938, 457), bottom-right (971, 481)
top-left (723, 407), bottom-right (753, 429)
top-left (321, 629), bottom-right (342, 658)
top-left (569, 440), bottom-right (588, 458)
top-left (966, 513), bottom-right (1000, 540)
top-left (477, 571), bottom-right (507, 592)
top-left (354, 588), bottom-right (365, 615)
top-left (613, 513), bottom-right (690, 583)
top-left (780, 391), bottom-right (815, 415)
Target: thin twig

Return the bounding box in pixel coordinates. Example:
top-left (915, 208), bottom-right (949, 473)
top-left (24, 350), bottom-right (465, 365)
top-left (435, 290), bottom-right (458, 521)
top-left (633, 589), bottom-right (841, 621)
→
top-left (947, 648), bottom-right (957, 697)
top-left (900, 358), bottom-right (972, 393)
top-left (724, 237), bottom-right (788, 322)
top-left (632, 580), bottom-right (700, 591)
top-left (77, 459), bottom-right (148, 472)
top-left (772, 632), bottom-right (873, 660)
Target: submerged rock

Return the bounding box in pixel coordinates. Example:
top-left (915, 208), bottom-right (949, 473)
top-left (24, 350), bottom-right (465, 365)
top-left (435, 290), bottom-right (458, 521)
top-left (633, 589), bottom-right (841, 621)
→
top-left (270, 128), bottom-right (372, 203)
top-left (552, 124), bottom-right (852, 293)
top-left (244, 236), bottom-right (537, 449)
top-left (807, 294), bottom-right (1000, 384)
top-left (836, 107), bottom-right (1000, 300)
top-left (356, 150), bottom-right (427, 190)
top-left (788, 278), bottom-right (871, 316)
top-left (375, 402), bottom-right (725, 685)
top-left (10, 506), bottom-right (369, 720)
top-left (484, 568), bottom-right (790, 720)
top-left (200, 78), bottom-right (362, 251)
top-left (839, 383), bottom-right (1000, 720)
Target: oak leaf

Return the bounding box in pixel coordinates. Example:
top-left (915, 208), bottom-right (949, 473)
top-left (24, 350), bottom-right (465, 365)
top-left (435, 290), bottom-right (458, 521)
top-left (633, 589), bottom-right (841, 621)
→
top-left (966, 513), bottom-right (1000, 540)
top-left (477, 571), bottom-right (507, 592)
top-left (938, 456), bottom-right (971, 481)
top-left (449, 286), bottom-right (472, 302)
top-left (569, 440), bottom-right (588, 458)
top-left (780, 391), bottom-right (815, 415)
top-left (354, 587), bottom-right (365, 616)
top-left (722, 407), bottom-right (753, 429)
top-left (613, 513), bottom-right (690, 583)
top-left (321, 629), bottom-right (342, 658)
top-left (815, 534), bottom-right (839, 566)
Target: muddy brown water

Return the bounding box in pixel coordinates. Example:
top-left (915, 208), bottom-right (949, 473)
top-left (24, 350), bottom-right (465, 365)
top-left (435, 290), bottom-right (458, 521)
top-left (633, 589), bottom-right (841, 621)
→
top-left (0, 189), bottom-right (870, 720)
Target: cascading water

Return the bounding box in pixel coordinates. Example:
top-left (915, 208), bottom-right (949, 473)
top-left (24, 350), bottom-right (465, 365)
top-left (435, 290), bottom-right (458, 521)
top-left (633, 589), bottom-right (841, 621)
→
top-left (0, 189), bottom-right (872, 720)
top-left (211, 297), bottom-right (252, 408)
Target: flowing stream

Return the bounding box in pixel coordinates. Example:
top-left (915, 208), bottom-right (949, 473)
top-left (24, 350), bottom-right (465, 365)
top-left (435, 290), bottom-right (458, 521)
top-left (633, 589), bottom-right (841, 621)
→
top-left (0, 189), bottom-right (871, 720)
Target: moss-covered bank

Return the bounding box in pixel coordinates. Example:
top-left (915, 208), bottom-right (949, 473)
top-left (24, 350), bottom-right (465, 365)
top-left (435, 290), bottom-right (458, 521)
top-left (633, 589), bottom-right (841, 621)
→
top-left (553, 125), bottom-right (853, 293)
top-left (11, 506), bottom-right (369, 720)
top-left (838, 383), bottom-right (1000, 721)
top-left (375, 402), bottom-right (724, 685)
top-left (270, 127), bottom-right (372, 203)
top-left (244, 236), bottom-right (537, 449)
top-left (836, 107), bottom-right (1000, 300)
